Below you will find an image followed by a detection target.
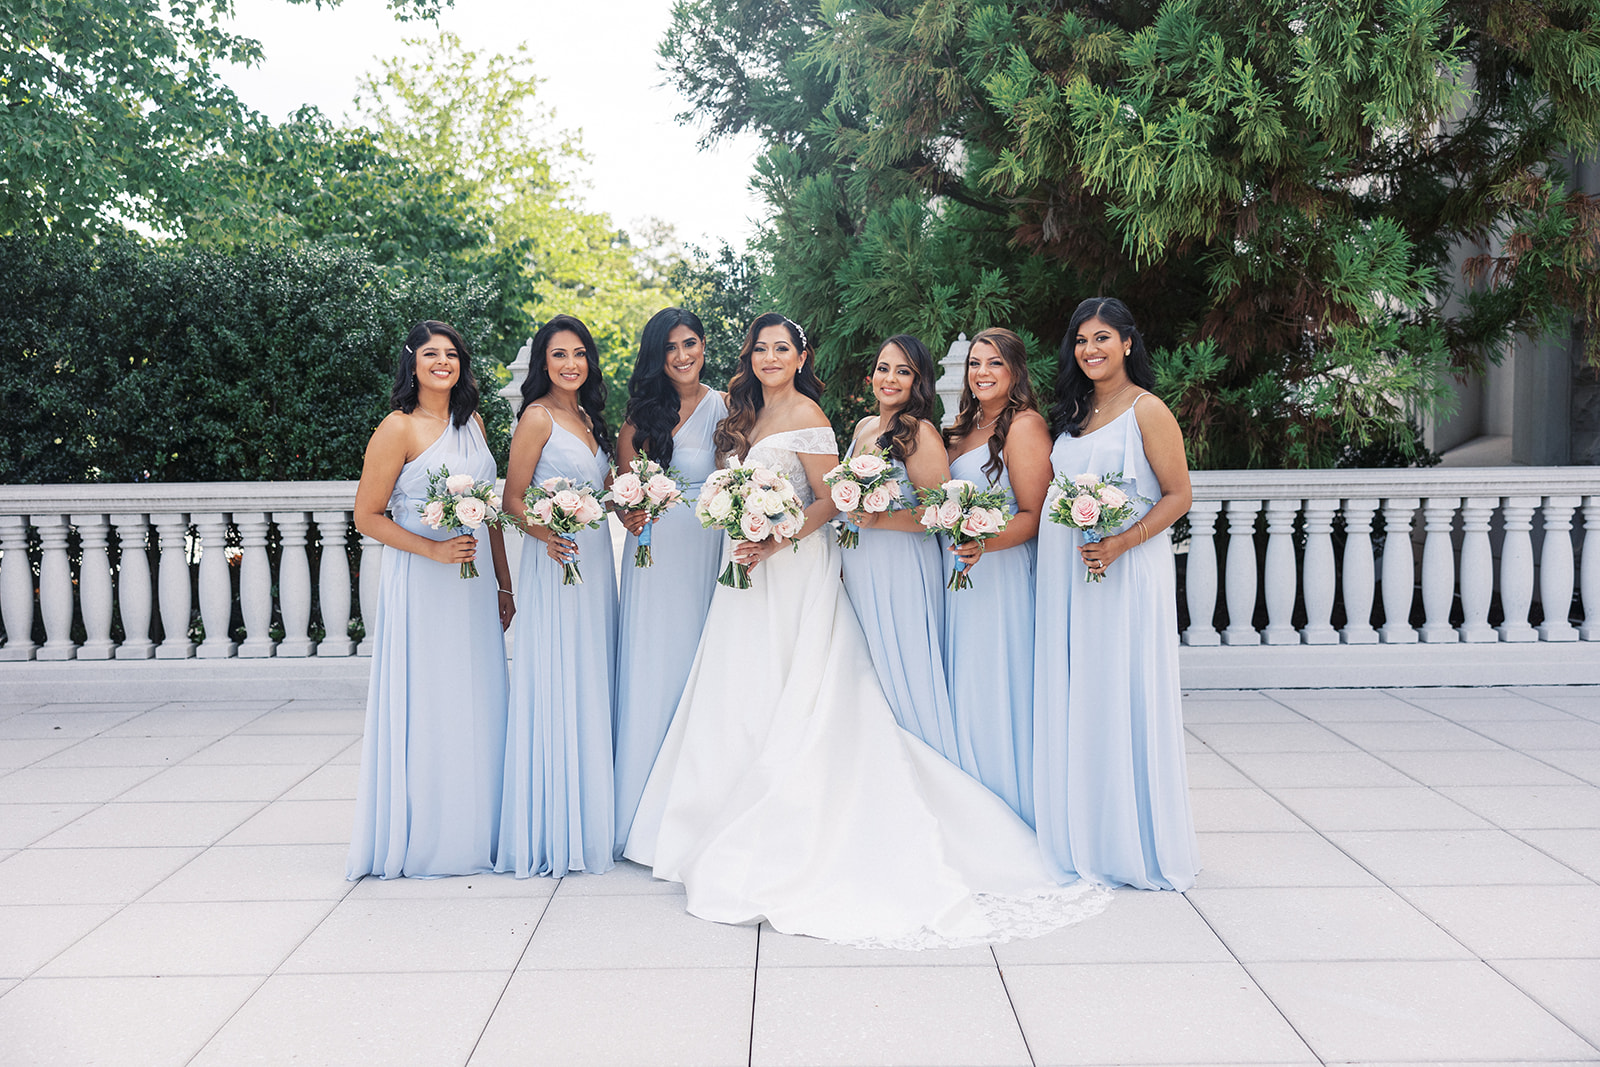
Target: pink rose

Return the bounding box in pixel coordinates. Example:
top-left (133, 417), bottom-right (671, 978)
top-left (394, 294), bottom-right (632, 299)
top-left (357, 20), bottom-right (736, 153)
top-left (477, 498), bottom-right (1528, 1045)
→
top-left (420, 500), bottom-right (446, 528)
top-left (1097, 484), bottom-right (1129, 508)
top-left (919, 505), bottom-right (941, 530)
top-left (935, 499), bottom-right (962, 529)
top-left (1072, 473), bottom-right (1099, 488)
top-left (1069, 494), bottom-right (1102, 528)
top-left (774, 512), bottom-right (802, 539)
top-left (611, 472), bottom-right (646, 507)
top-left (847, 453), bottom-right (888, 479)
top-left (740, 509), bottom-right (772, 541)
top-left (541, 476), bottom-right (564, 492)
top-left (830, 480), bottom-right (862, 512)
top-left (454, 496), bottom-right (487, 528)
top-left (862, 485), bottom-right (896, 513)
top-left (552, 489), bottom-right (582, 514)
top-left (530, 498), bottom-right (555, 524)
top-left (575, 496), bottom-right (604, 525)
top-left (960, 507), bottom-right (1000, 538)
top-left (753, 467), bottom-right (779, 488)
top-left (445, 473), bottom-right (476, 495)
top-left (645, 474), bottom-right (679, 505)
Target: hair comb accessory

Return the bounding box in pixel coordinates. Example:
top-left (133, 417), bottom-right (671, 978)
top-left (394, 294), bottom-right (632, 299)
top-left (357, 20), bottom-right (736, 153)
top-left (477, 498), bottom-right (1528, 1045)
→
top-left (784, 318), bottom-right (808, 351)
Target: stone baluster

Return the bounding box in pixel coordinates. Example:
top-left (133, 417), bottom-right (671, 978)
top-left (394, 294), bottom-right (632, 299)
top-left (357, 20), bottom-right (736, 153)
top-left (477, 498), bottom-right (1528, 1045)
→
top-left (357, 533), bottom-right (383, 656)
top-left (192, 513), bottom-right (236, 658)
top-left (1340, 499), bottom-right (1379, 644)
top-left (110, 514), bottom-right (156, 659)
top-left (1583, 497), bottom-right (1600, 641)
top-left (1418, 497), bottom-right (1461, 643)
top-left (274, 512), bottom-right (314, 657)
top-left (1182, 501), bottom-right (1222, 646)
top-left (1457, 498), bottom-right (1498, 643)
top-left (313, 512), bottom-right (355, 656)
top-left (1262, 499), bottom-right (1301, 644)
top-left (234, 513), bottom-right (274, 657)
top-left (936, 333), bottom-right (972, 428)
top-left (1379, 498), bottom-right (1419, 643)
top-left (1222, 499), bottom-right (1262, 645)
top-left (72, 514), bottom-right (116, 660)
top-left (1300, 499), bottom-right (1339, 644)
top-left (0, 516), bottom-right (36, 660)
top-left (1497, 497), bottom-right (1539, 642)
top-left (152, 514), bottom-right (194, 658)
top-left (34, 515), bottom-right (75, 660)
top-left (1538, 496), bottom-right (1580, 642)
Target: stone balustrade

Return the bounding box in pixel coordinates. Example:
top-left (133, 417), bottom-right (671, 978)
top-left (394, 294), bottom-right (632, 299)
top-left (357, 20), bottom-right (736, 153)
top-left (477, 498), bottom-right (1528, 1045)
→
top-left (1, 469), bottom-right (1597, 687)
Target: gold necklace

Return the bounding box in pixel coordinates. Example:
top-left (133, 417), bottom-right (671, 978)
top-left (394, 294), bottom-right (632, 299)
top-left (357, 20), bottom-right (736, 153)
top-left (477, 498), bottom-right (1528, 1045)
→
top-left (1093, 380), bottom-right (1134, 414)
top-left (975, 408), bottom-right (1003, 432)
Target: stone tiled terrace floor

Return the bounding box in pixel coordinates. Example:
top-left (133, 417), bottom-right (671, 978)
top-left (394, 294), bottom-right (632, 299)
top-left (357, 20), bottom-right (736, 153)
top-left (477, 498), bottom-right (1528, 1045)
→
top-left (0, 687), bottom-right (1597, 1066)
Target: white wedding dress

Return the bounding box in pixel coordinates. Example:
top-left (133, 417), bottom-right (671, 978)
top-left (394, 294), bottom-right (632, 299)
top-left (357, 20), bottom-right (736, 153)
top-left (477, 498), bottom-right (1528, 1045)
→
top-left (623, 427), bottom-right (1111, 946)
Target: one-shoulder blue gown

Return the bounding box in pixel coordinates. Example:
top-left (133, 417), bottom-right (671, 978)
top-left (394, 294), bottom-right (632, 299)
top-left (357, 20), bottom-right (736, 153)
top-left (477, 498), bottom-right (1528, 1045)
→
top-left (347, 418), bottom-right (508, 879)
top-left (943, 445), bottom-right (1036, 826)
top-left (612, 388), bottom-right (728, 856)
top-left (1034, 398), bottom-right (1198, 890)
top-left (498, 408), bottom-right (617, 877)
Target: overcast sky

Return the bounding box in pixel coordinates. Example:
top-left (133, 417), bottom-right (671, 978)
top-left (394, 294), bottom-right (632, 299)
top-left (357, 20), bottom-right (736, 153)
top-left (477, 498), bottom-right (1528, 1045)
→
top-left (222, 0), bottom-right (766, 250)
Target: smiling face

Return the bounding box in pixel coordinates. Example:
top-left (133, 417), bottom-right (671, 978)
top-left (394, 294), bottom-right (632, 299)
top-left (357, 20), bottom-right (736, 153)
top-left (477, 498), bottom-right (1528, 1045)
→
top-left (415, 332), bottom-right (461, 395)
top-left (872, 341), bottom-right (917, 414)
top-left (751, 324), bottom-right (805, 389)
top-left (663, 324), bottom-right (705, 388)
top-left (1074, 315), bottom-right (1130, 384)
top-left (966, 339), bottom-right (1013, 407)
top-left (544, 329), bottom-right (589, 394)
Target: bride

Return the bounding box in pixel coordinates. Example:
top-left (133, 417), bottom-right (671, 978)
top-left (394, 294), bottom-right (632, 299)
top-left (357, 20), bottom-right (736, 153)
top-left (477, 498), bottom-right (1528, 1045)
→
top-left (623, 312), bottom-right (1109, 946)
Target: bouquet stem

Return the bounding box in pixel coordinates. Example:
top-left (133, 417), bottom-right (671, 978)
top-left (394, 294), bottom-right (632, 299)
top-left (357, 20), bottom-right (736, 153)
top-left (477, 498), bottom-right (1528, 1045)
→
top-left (837, 521), bottom-right (859, 549)
top-left (948, 558), bottom-right (974, 591)
top-left (718, 561), bottom-right (752, 589)
top-left (1083, 530), bottom-right (1105, 583)
top-left (634, 524), bottom-right (653, 568)
top-left (561, 561), bottom-right (584, 586)
top-left (460, 560), bottom-right (479, 580)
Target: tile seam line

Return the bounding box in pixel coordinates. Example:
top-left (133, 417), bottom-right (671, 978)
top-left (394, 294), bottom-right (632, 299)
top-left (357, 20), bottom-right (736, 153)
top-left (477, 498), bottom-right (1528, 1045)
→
top-left (990, 943), bottom-right (1037, 1067)
top-left (463, 873), bottom-right (560, 1065)
top-left (747, 920), bottom-right (760, 1067)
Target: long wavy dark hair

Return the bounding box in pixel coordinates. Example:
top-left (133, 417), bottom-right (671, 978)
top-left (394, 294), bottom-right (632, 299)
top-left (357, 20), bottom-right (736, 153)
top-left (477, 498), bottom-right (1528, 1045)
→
top-left (872, 334), bottom-right (938, 461)
top-left (1050, 297), bottom-right (1156, 438)
top-left (941, 327), bottom-right (1039, 484)
top-left (390, 320), bottom-right (478, 428)
top-left (713, 312), bottom-right (825, 461)
top-left (519, 314), bottom-right (614, 456)
top-left (624, 307), bottom-right (707, 468)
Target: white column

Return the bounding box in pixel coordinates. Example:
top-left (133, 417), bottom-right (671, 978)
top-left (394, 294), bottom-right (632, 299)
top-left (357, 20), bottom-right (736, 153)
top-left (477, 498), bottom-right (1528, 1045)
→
top-left (1498, 496), bottom-right (1539, 642)
top-left (313, 511), bottom-right (355, 656)
top-left (34, 515), bottom-right (75, 660)
top-left (192, 513), bottom-right (236, 659)
top-left (71, 513), bottom-right (115, 660)
top-left (152, 514), bottom-right (194, 658)
top-left (1301, 499), bottom-right (1339, 644)
top-left (1379, 497), bottom-right (1419, 644)
top-left (357, 534), bottom-right (383, 657)
top-left (1222, 499), bottom-right (1261, 645)
top-left (935, 333), bottom-right (971, 428)
top-left (1262, 499), bottom-right (1300, 644)
top-left (274, 512), bottom-right (314, 657)
top-left (1182, 501), bottom-right (1222, 646)
top-left (1418, 497), bottom-right (1461, 643)
top-left (110, 514), bottom-right (155, 659)
top-left (500, 337), bottom-right (532, 408)
top-left (1340, 498), bottom-right (1379, 644)
top-left (234, 513), bottom-right (274, 657)
top-left (0, 516), bottom-right (36, 660)
top-left (1583, 496), bottom-right (1600, 641)
top-left (1458, 497), bottom-right (1498, 643)
top-left (1538, 496), bottom-right (1580, 642)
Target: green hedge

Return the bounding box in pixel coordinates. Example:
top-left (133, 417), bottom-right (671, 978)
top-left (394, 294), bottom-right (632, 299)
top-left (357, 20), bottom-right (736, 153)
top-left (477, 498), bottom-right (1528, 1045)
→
top-left (0, 235), bottom-right (513, 483)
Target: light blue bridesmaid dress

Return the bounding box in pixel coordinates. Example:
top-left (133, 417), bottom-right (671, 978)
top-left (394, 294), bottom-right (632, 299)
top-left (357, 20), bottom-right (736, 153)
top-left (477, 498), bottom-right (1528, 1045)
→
top-left (612, 388), bottom-right (728, 856)
top-left (498, 406), bottom-right (617, 877)
top-left (839, 441), bottom-right (960, 762)
top-left (347, 418), bottom-right (508, 879)
top-left (943, 444), bottom-right (1036, 826)
top-left (1034, 395), bottom-right (1199, 890)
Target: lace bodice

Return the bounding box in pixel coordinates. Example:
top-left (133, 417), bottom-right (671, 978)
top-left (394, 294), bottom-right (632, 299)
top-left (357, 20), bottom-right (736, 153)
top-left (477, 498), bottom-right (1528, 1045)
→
top-left (736, 427), bottom-right (838, 508)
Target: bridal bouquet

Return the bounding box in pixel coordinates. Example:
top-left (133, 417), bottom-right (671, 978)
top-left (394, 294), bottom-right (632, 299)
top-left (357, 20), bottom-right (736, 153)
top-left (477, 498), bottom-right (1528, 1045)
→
top-left (824, 446), bottom-right (904, 548)
top-left (1045, 471), bottom-right (1147, 583)
top-left (418, 468), bottom-right (511, 579)
top-left (603, 453), bottom-right (683, 568)
top-left (916, 479), bottom-right (1012, 591)
top-left (695, 463), bottom-right (805, 589)
top-left (522, 476), bottom-right (606, 585)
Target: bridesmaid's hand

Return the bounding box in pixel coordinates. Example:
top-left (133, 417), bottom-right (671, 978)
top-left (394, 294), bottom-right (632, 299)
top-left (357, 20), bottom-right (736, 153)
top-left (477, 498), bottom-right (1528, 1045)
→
top-left (733, 536), bottom-right (785, 571)
top-left (545, 534), bottom-right (578, 565)
top-left (850, 509), bottom-right (880, 529)
top-left (950, 538), bottom-right (984, 569)
top-left (497, 589), bottom-right (516, 631)
top-left (427, 534), bottom-right (478, 566)
top-left (1079, 534), bottom-right (1129, 577)
top-left (619, 508), bottom-right (650, 537)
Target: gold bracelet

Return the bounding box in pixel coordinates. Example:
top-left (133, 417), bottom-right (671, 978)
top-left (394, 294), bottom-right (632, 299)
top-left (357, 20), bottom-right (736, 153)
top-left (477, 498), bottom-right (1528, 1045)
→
top-left (1136, 519), bottom-right (1149, 545)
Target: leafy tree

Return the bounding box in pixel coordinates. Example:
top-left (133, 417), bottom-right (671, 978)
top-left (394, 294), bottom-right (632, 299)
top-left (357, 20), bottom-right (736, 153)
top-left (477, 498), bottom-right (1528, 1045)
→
top-left (661, 0), bottom-right (1600, 468)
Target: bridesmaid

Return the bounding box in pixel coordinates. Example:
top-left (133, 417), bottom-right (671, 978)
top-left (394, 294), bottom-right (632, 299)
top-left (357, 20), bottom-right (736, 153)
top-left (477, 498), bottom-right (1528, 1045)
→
top-left (347, 321), bottom-right (513, 879)
top-left (612, 307), bottom-right (728, 857)
top-left (498, 314), bottom-right (618, 877)
top-left (1034, 296), bottom-right (1198, 891)
top-left (841, 334), bottom-right (959, 761)
top-left (941, 327), bottom-right (1052, 826)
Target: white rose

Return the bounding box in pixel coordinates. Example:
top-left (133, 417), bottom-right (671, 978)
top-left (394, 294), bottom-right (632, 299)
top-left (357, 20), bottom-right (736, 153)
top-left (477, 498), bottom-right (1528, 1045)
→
top-left (706, 489), bottom-right (735, 521)
top-left (942, 478), bottom-right (975, 496)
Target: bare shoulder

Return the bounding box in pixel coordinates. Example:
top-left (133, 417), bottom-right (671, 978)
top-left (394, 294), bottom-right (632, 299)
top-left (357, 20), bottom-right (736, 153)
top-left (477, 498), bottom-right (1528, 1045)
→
top-left (1007, 407), bottom-right (1052, 445)
top-left (471, 412), bottom-right (487, 433)
top-left (1131, 392), bottom-right (1179, 433)
top-left (915, 420), bottom-right (946, 450)
top-left (367, 410), bottom-right (412, 449)
top-left (794, 396), bottom-right (833, 430)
